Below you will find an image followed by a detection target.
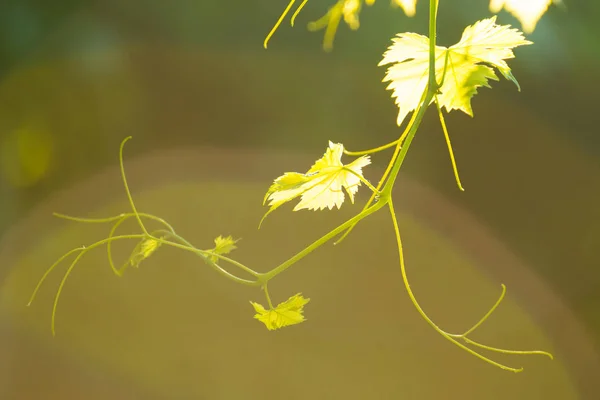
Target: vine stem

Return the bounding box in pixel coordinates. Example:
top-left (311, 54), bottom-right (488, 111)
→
top-left (156, 231), bottom-right (261, 282)
top-left (334, 104), bottom-right (421, 245)
top-left (258, 1), bottom-right (440, 283)
top-left (261, 200), bottom-right (385, 282)
top-left (31, 2), bottom-right (552, 370)
top-left (263, 284), bottom-right (274, 309)
top-left (378, 0), bottom-right (439, 197)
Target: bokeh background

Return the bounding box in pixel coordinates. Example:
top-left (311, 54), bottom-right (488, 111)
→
top-left (0, 0), bottom-right (599, 399)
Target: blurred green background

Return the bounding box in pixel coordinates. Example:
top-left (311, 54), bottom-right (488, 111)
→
top-left (0, 0), bottom-right (599, 399)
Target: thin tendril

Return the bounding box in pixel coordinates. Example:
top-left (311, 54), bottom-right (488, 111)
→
top-left (264, 0), bottom-right (297, 49)
top-left (32, 234), bottom-right (147, 335)
top-left (51, 250), bottom-right (87, 335)
top-left (435, 97), bottom-right (464, 191)
top-left (341, 167), bottom-right (379, 194)
top-left (436, 51), bottom-right (451, 88)
top-left (53, 213), bottom-right (126, 223)
top-left (387, 197), bottom-right (523, 372)
top-left (53, 212), bottom-right (176, 233)
top-left (119, 137), bottom-right (149, 236)
top-left (28, 247), bottom-right (84, 307)
top-left (458, 284), bottom-right (506, 337)
top-left (343, 138), bottom-right (400, 156)
top-left (290, 0), bottom-right (309, 26)
top-left (460, 337), bottom-right (554, 359)
top-left (107, 216), bottom-right (129, 276)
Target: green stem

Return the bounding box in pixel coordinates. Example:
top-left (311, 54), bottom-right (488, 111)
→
top-left (153, 237), bottom-right (263, 286)
top-left (263, 283), bottom-right (274, 308)
top-left (380, 1), bottom-right (439, 197)
top-left (380, 94), bottom-right (433, 197)
top-left (262, 200), bottom-right (384, 282)
top-left (257, 0), bottom-right (441, 281)
top-left (334, 103), bottom-right (421, 245)
top-left (161, 230), bottom-right (261, 278)
top-left (428, 0), bottom-right (439, 88)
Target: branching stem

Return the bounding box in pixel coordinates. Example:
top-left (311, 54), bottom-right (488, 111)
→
top-left (29, 0), bottom-right (552, 372)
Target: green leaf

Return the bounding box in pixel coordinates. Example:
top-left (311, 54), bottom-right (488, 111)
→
top-left (379, 16), bottom-right (532, 126)
top-left (206, 235), bottom-right (239, 263)
top-left (250, 293), bottom-right (311, 331)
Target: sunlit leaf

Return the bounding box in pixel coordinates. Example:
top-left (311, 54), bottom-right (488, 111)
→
top-left (262, 141), bottom-right (371, 223)
top-left (379, 16), bottom-right (531, 126)
top-left (251, 293), bottom-right (310, 331)
top-left (490, 0), bottom-right (561, 33)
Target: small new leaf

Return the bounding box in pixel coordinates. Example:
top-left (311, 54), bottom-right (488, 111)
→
top-left (251, 293), bottom-right (310, 331)
top-left (490, 0), bottom-right (561, 34)
top-left (128, 238), bottom-right (161, 268)
top-left (379, 16), bottom-right (532, 126)
top-left (206, 235), bottom-right (239, 263)
top-left (262, 141), bottom-right (371, 224)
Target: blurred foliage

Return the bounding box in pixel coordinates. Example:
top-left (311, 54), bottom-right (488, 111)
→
top-left (0, 1), bottom-right (598, 153)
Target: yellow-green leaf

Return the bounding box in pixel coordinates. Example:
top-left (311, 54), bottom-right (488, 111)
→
top-left (128, 238), bottom-right (161, 268)
top-left (262, 141), bottom-right (371, 223)
top-left (251, 293), bottom-right (310, 331)
top-left (206, 235), bottom-right (239, 263)
top-left (490, 0), bottom-right (561, 34)
top-left (379, 16), bottom-right (532, 126)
